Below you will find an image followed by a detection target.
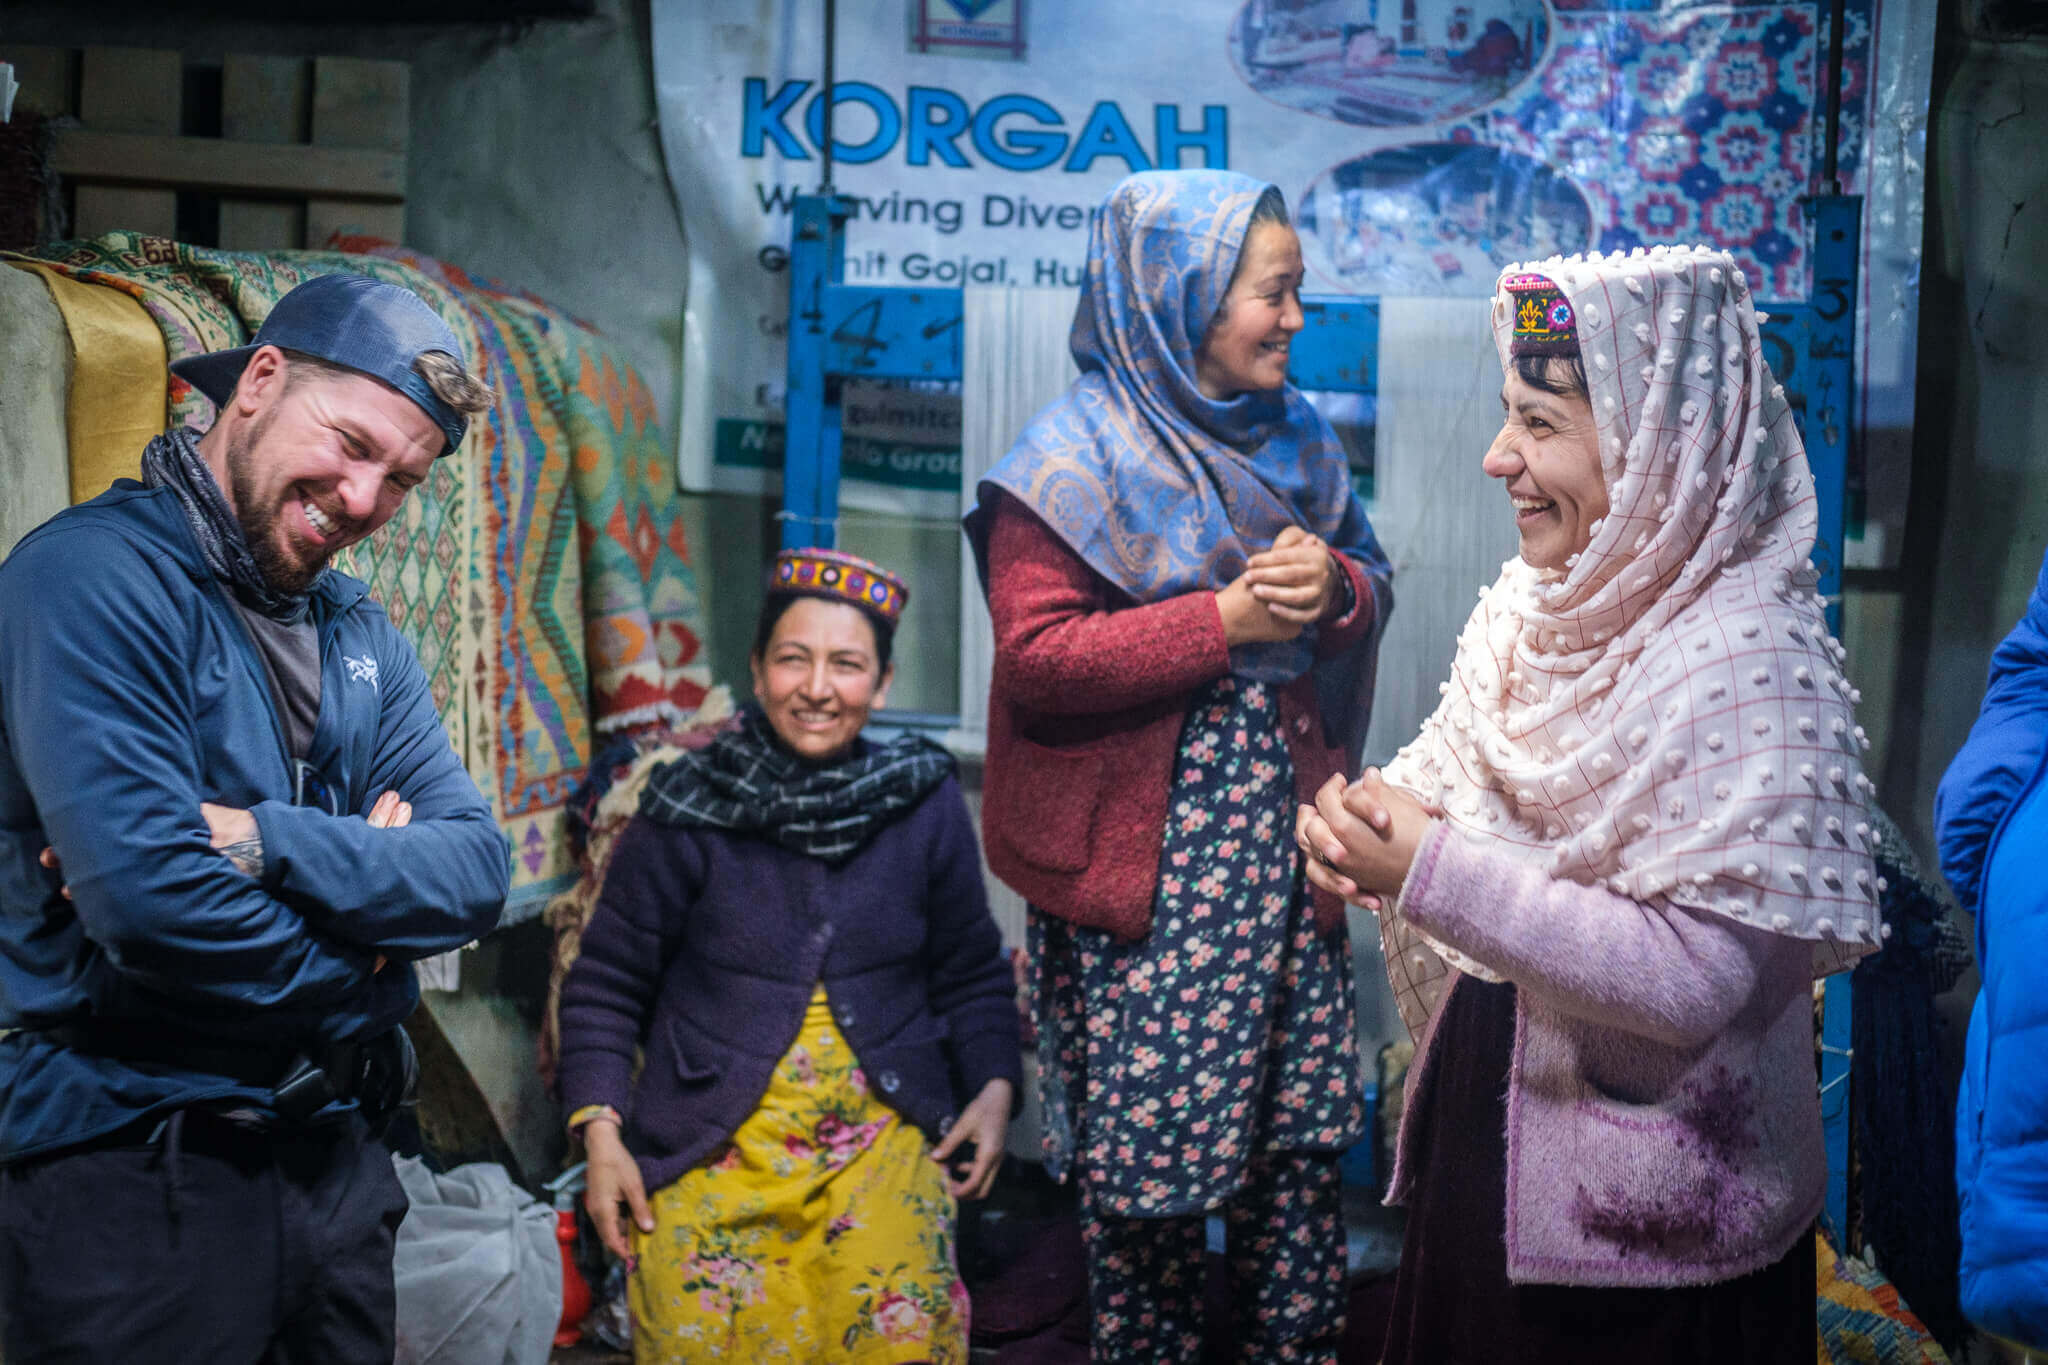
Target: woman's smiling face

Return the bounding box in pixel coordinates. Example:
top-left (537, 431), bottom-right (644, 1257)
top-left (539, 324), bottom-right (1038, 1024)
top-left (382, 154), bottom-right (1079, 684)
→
top-left (1482, 359), bottom-right (1609, 572)
top-left (1194, 221), bottom-right (1307, 400)
top-left (749, 596), bottom-right (893, 763)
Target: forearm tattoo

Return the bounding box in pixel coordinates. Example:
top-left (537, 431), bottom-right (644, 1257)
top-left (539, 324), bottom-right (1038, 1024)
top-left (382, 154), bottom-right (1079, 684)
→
top-left (220, 836), bottom-right (265, 881)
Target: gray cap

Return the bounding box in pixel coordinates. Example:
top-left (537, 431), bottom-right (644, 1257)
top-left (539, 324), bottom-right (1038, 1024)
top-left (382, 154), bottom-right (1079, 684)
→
top-left (169, 273), bottom-right (470, 456)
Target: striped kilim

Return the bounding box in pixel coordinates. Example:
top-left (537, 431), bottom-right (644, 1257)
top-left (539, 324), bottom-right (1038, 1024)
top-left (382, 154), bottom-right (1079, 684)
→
top-left (12, 232), bottom-right (711, 921)
top-left (1817, 1233), bottom-right (1951, 1364)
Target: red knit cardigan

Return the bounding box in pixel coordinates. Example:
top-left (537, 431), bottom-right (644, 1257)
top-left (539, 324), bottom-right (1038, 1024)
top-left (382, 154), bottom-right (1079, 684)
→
top-left (979, 494), bottom-right (1381, 940)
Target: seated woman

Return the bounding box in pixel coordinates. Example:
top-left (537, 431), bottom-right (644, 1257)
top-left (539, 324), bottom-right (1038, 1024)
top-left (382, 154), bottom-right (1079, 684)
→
top-left (1299, 249), bottom-right (1881, 1362)
top-left (558, 548), bottom-right (1020, 1364)
top-left (967, 170), bottom-right (1392, 1362)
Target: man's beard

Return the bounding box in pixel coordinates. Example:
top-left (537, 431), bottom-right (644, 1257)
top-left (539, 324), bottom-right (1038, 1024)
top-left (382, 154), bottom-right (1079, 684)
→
top-left (226, 410), bottom-right (331, 595)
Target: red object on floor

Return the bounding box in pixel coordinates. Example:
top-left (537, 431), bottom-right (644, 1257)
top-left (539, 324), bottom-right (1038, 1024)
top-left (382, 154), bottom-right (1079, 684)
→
top-left (554, 1209), bottom-right (593, 1348)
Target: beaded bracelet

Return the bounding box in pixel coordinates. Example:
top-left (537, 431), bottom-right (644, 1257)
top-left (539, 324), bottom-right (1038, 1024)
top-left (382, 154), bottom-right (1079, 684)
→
top-left (566, 1103), bottom-right (622, 1135)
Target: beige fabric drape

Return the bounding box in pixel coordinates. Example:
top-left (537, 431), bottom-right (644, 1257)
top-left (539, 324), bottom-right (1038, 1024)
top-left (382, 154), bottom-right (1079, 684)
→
top-left (8, 261), bottom-right (167, 503)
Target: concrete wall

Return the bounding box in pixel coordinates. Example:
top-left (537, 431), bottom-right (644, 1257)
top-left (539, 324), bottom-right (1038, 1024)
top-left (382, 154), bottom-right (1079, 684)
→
top-left (1861, 13), bottom-right (2048, 1151)
top-left (1876, 22), bottom-right (2048, 849)
top-left (0, 267), bottom-right (71, 557)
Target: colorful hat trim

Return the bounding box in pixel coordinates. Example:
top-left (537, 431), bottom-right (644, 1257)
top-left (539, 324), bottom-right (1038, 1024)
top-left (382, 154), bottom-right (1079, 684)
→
top-left (771, 547), bottom-right (908, 627)
top-left (1503, 271), bottom-right (1577, 356)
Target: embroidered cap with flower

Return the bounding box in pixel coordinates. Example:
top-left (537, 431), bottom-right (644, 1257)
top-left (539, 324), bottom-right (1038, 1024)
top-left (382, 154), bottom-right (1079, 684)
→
top-left (770, 547), bottom-right (908, 628)
top-left (1503, 272), bottom-right (1578, 357)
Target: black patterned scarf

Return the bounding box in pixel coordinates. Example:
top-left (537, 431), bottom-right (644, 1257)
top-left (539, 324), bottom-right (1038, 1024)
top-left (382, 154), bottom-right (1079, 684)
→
top-left (141, 427), bottom-right (310, 624)
top-left (639, 706), bottom-right (954, 863)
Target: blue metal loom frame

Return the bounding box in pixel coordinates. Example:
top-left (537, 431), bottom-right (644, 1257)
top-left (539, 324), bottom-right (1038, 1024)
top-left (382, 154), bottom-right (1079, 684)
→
top-left (779, 193), bottom-right (1381, 549)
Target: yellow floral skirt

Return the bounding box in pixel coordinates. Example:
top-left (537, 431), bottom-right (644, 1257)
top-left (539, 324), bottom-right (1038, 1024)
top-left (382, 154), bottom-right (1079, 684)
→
top-left (629, 987), bottom-right (968, 1364)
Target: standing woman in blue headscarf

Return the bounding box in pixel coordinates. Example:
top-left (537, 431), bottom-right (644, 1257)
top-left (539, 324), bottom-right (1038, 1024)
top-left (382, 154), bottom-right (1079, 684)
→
top-left (965, 170), bottom-right (1394, 1363)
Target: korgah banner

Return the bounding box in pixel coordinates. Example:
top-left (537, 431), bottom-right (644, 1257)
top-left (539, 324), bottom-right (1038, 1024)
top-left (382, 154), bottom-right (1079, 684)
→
top-left (652, 0), bottom-right (1931, 560)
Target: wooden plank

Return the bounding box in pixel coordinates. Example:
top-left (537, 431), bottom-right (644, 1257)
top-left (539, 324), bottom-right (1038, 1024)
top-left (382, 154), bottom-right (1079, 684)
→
top-left (71, 185), bottom-right (177, 237)
top-left (74, 47), bottom-right (181, 239)
top-left (4, 46), bottom-right (78, 117)
top-left (223, 54), bottom-right (310, 142)
top-left (311, 57), bottom-right (408, 152)
top-left (307, 200), bottom-right (407, 250)
top-left (219, 55), bottom-right (310, 251)
top-left (78, 47), bottom-right (180, 132)
top-left (39, 46), bottom-right (410, 249)
top-left (309, 56), bottom-right (408, 247)
top-left (5, 46), bottom-right (79, 241)
top-left (51, 130), bottom-right (406, 202)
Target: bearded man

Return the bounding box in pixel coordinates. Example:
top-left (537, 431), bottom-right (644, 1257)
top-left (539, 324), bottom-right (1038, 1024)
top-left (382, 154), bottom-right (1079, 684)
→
top-left (0, 273), bottom-right (510, 1363)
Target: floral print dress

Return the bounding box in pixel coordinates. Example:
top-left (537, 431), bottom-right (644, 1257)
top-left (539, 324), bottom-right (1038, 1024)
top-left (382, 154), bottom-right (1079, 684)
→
top-left (629, 986), bottom-right (968, 1364)
top-left (1030, 676), bottom-right (1367, 1215)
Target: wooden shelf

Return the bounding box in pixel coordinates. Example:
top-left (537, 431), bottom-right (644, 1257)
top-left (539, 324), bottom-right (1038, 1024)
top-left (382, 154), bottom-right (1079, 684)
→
top-left (12, 45), bottom-right (410, 249)
top-left (50, 130), bottom-right (405, 203)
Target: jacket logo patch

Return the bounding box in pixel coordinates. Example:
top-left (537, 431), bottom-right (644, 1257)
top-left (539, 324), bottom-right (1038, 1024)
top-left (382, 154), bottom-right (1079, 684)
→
top-left (344, 655), bottom-right (380, 690)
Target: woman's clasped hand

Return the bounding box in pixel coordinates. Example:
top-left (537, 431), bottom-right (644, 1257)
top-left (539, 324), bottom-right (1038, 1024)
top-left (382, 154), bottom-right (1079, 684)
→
top-left (1296, 767), bottom-right (1440, 912)
top-left (1219, 525), bottom-right (1341, 645)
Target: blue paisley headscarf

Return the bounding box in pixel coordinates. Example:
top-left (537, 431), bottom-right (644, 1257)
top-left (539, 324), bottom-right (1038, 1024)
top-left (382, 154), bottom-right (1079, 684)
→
top-left (965, 169), bottom-right (1392, 759)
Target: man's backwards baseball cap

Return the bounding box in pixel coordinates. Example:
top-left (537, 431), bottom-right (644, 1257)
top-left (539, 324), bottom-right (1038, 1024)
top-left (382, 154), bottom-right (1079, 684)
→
top-left (170, 273), bottom-right (470, 456)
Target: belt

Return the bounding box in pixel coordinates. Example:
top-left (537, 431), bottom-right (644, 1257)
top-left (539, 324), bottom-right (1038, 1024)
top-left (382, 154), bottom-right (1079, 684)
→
top-left (101, 1106), bottom-right (278, 1154)
top-left (46, 1020), bottom-right (301, 1087)
top-left (44, 1021), bottom-right (364, 1123)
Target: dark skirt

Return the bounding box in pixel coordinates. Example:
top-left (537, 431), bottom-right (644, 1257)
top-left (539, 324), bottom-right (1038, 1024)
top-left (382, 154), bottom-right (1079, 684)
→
top-left (1028, 675), bottom-right (1365, 1218)
top-left (1379, 975), bottom-right (1816, 1365)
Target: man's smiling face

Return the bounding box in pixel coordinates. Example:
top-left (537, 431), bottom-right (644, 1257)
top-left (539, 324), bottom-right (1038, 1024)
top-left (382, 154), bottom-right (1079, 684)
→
top-left (222, 349), bottom-right (441, 593)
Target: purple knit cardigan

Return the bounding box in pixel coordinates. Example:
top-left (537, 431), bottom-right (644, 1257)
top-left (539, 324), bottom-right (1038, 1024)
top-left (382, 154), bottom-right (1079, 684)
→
top-left (557, 776), bottom-right (1021, 1195)
top-left (1388, 823), bottom-right (1825, 1288)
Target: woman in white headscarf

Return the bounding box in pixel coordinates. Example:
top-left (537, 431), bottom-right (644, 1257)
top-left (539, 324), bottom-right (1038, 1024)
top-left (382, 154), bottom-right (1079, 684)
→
top-left (1297, 247), bottom-right (1879, 1362)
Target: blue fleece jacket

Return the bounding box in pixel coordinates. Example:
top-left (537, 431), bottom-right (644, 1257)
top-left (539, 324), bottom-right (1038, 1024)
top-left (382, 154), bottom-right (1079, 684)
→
top-left (0, 480), bottom-right (510, 1161)
top-left (1937, 543), bottom-right (2048, 1351)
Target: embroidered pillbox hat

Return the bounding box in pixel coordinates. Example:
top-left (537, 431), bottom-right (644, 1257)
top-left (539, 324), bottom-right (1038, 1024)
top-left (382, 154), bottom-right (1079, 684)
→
top-left (1502, 271), bottom-right (1578, 357)
top-left (769, 548), bottom-right (908, 628)
top-left (170, 273), bottom-right (471, 456)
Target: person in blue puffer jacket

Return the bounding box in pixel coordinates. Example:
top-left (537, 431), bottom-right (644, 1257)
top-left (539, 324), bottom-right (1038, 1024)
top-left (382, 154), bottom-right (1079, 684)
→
top-left (1936, 542), bottom-right (2048, 1354)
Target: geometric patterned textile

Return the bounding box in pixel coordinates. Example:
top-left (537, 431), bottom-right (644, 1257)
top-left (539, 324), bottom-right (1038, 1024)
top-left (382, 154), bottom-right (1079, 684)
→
top-left (772, 547), bottom-right (909, 627)
top-left (339, 239), bottom-right (713, 919)
top-left (1477, 5), bottom-right (1821, 301)
top-left (12, 232), bottom-right (712, 922)
top-left (1817, 1231), bottom-right (1953, 1365)
top-left (534, 692), bottom-right (736, 1094)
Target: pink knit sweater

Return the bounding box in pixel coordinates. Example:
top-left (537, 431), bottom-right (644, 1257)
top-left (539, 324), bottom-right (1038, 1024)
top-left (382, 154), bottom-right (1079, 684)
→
top-left (1387, 822), bottom-right (1825, 1288)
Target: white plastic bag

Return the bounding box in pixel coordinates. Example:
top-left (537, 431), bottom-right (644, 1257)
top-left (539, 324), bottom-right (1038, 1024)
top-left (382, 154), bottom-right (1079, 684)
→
top-left (392, 1156), bottom-right (561, 1365)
